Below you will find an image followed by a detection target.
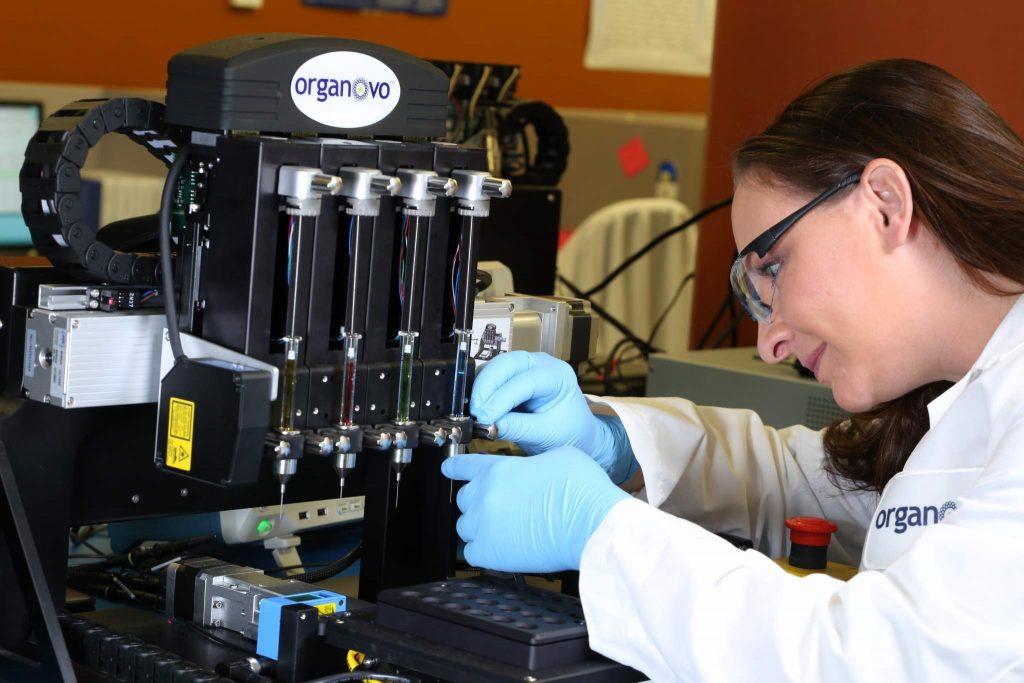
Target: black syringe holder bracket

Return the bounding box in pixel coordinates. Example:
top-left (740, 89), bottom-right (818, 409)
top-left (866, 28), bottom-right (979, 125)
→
top-left (362, 426), bottom-right (395, 451)
top-left (320, 424), bottom-right (364, 454)
top-left (433, 417), bottom-right (475, 445)
top-left (264, 431), bottom-right (306, 462)
top-left (386, 423), bottom-right (421, 449)
top-left (302, 430), bottom-right (336, 458)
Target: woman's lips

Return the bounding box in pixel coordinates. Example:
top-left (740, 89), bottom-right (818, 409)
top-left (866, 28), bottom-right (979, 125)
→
top-left (802, 344), bottom-right (826, 378)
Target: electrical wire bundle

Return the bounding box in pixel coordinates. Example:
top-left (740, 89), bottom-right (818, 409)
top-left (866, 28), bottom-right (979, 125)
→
top-left (562, 196), bottom-right (737, 395)
top-left (66, 534), bottom-right (217, 609)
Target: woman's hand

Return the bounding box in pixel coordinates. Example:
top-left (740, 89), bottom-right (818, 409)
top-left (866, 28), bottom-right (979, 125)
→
top-left (441, 447), bottom-right (631, 573)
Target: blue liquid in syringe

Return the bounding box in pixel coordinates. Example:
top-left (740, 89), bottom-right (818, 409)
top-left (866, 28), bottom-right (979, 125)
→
top-left (450, 337), bottom-right (470, 417)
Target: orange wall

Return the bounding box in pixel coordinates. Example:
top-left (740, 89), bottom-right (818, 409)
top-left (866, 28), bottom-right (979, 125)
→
top-left (0, 1), bottom-right (708, 113)
top-left (694, 0), bottom-right (1024, 348)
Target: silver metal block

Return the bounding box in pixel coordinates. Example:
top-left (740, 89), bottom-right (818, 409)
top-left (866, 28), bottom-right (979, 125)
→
top-left (37, 284), bottom-right (94, 311)
top-left (22, 309), bottom-right (165, 408)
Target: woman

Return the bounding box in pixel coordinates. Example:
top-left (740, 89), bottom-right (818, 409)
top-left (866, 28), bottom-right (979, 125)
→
top-left (442, 59), bottom-right (1024, 681)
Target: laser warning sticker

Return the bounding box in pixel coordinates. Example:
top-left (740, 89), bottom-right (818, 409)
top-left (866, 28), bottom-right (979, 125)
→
top-left (167, 397), bottom-right (195, 471)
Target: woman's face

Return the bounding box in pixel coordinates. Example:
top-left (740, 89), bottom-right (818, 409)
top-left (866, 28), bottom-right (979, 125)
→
top-left (731, 174), bottom-right (912, 412)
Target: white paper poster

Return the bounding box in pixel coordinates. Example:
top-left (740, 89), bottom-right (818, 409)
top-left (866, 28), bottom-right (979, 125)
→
top-left (584, 0), bottom-right (717, 77)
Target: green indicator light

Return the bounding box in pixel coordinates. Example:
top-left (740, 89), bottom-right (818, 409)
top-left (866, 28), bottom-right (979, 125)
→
top-left (257, 519), bottom-right (273, 535)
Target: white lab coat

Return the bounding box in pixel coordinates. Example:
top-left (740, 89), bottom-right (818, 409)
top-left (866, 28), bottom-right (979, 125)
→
top-left (579, 296), bottom-right (1024, 682)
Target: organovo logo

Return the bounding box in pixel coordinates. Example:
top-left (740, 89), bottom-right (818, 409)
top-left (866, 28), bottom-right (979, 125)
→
top-left (874, 499), bottom-right (958, 534)
top-left (290, 51), bottom-right (401, 129)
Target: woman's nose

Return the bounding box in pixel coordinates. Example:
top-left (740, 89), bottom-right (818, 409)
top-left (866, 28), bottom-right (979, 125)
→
top-left (757, 318), bottom-right (794, 364)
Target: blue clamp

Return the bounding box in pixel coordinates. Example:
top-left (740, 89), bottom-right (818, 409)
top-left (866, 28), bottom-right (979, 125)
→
top-left (256, 589), bottom-right (347, 659)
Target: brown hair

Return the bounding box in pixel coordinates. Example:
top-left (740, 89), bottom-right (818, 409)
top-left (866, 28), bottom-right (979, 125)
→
top-left (734, 59), bottom-right (1024, 492)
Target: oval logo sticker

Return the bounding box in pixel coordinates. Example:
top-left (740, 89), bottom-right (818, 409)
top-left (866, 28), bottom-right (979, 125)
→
top-left (290, 51), bottom-right (401, 129)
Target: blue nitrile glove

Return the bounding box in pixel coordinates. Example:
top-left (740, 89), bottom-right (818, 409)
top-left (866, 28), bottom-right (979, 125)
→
top-left (470, 351), bottom-right (638, 484)
top-left (441, 446), bottom-right (631, 573)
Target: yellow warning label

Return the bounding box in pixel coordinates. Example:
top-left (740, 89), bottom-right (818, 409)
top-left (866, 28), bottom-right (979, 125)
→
top-left (166, 397), bottom-right (195, 472)
top-left (315, 602), bottom-right (337, 616)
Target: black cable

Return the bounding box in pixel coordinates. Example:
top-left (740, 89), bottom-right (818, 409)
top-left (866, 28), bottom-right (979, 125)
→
top-left (580, 195), bottom-right (733, 300)
top-left (288, 543), bottom-right (362, 584)
top-left (602, 336), bottom-right (643, 396)
top-left (729, 295), bottom-right (740, 347)
top-left (67, 533), bottom-right (216, 573)
top-left (646, 272), bottom-right (694, 349)
top-left (68, 530), bottom-right (109, 558)
top-left (160, 144), bottom-right (191, 362)
top-left (264, 561), bottom-right (332, 575)
top-left (696, 288), bottom-right (735, 349)
top-left (557, 274), bottom-right (656, 356)
top-left (708, 309), bottom-right (746, 349)
top-left (298, 674), bottom-right (412, 683)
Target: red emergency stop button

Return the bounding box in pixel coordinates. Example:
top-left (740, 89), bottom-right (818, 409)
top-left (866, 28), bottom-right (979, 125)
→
top-left (785, 517), bottom-right (838, 547)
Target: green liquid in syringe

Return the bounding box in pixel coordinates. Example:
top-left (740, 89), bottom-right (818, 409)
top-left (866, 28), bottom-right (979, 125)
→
top-left (396, 333), bottom-right (416, 423)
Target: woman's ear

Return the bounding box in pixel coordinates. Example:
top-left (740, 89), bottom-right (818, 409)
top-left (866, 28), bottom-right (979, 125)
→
top-left (862, 158), bottom-right (913, 249)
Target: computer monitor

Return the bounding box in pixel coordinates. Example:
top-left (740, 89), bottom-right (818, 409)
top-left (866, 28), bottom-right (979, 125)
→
top-left (0, 101), bottom-right (43, 247)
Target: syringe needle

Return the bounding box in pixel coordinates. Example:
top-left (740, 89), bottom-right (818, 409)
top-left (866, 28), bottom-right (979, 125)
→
top-left (395, 471), bottom-right (402, 509)
top-left (339, 476), bottom-right (345, 501)
top-left (279, 483), bottom-right (286, 523)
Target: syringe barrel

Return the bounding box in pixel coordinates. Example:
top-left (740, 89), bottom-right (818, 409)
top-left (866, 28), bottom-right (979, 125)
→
top-left (449, 329), bottom-right (472, 418)
top-left (395, 330), bottom-right (419, 423)
top-left (339, 331), bottom-right (362, 427)
top-left (278, 335), bottom-right (303, 432)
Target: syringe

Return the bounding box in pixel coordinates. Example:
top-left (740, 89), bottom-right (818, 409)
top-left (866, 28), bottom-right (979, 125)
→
top-left (274, 334), bottom-right (302, 520)
top-left (391, 329), bottom-right (419, 506)
top-left (389, 169), bottom-right (456, 507)
top-left (273, 166), bottom-right (342, 520)
top-left (335, 329), bottom-right (361, 499)
top-left (331, 168), bottom-right (401, 501)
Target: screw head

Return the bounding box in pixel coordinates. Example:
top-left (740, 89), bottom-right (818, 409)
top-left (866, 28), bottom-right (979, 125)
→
top-left (312, 408), bottom-right (319, 415)
top-left (48, 313), bottom-right (57, 324)
top-left (71, 319), bottom-right (79, 329)
top-left (300, 613), bottom-right (307, 620)
top-left (213, 600), bottom-right (224, 608)
top-left (67, 397), bottom-right (75, 406)
top-left (130, 494), bottom-right (141, 504)
top-left (434, 369), bottom-right (441, 376)
top-left (369, 404), bottom-right (376, 411)
top-left (425, 400), bottom-right (431, 407)
top-left (354, 405), bottom-right (361, 412)
top-left (180, 488), bottom-right (189, 497)
top-left (295, 409), bottom-right (303, 417)
top-left (322, 376), bottom-right (329, 383)
top-left (379, 372), bottom-right (386, 380)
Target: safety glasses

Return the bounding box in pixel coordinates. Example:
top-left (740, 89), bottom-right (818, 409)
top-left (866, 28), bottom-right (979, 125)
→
top-left (730, 173), bottom-right (861, 323)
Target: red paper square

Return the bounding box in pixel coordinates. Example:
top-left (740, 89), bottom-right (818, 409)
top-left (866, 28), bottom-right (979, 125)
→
top-left (617, 136), bottom-right (650, 178)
